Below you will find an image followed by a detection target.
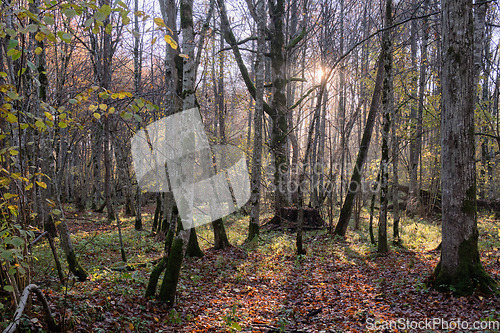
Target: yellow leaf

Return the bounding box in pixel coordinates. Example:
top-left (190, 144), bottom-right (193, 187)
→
top-left (99, 104), bottom-right (107, 111)
top-left (55, 220), bottom-right (62, 227)
top-left (108, 107), bottom-right (115, 114)
top-left (179, 54), bottom-right (189, 59)
top-left (129, 323), bottom-right (134, 330)
top-left (3, 193), bottom-right (16, 199)
top-left (36, 181), bottom-right (47, 189)
top-left (153, 18), bottom-right (166, 27)
top-left (164, 35), bottom-right (177, 49)
top-left (93, 112), bottom-right (101, 120)
top-left (25, 183), bottom-right (33, 190)
top-left (6, 113), bottom-right (17, 124)
top-left (44, 111), bottom-right (54, 121)
top-left (154, 317), bottom-right (159, 322)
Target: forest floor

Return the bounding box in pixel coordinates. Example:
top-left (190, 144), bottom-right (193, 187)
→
top-left (6, 205), bottom-right (500, 332)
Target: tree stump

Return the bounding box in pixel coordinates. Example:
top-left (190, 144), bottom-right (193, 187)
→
top-left (265, 207), bottom-right (325, 230)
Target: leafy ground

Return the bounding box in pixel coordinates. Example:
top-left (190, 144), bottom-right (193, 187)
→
top-left (3, 206), bottom-right (500, 332)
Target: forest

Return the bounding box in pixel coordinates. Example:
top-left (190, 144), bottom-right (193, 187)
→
top-left (0, 0), bottom-right (499, 331)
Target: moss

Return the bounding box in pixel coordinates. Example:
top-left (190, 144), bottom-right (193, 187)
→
top-left (67, 250), bottom-right (88, 282)
top-left (186, 228), bottom-right (204, 258)
top-left (158, 237), bottom-right (185, 306)
top-left (432, 235), bottom-right (498, 296)
top-left (180, 1), bottom-right (193, 29)
top-left (461, 185), bottom-right (477, 215)
top-left (164, 229), bottom-right (174, 254)
top-left (145, 257), bottom-right (167, 298)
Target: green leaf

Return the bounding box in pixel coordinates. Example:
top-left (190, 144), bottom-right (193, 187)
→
top-left (6, 29), bottom-right (17, 37)
top-left (64, 8), bottom-right (77, 19)
top-left (0, 250), bottom-right (13, 261)
top-left (11, 237), bottom-right (24, 247)
top-left (116, 1), bottom-right (128, 9)
top-left (100, 4), bottom-right (112, 15)
top-left (4, 285), bottom-right (14, 292)
top-left (7, 91), bottom-right (19, 100)
top-left (58, 121), bottom-right (67, 128)
top-left (35, 120), bottom-right (46, 130)
top-left (94, 11), bottom-right (107, 22)
top-left (105, 23), bottom-right (112, 34)
top-left (27, 24), bottom-right (39, 33)
top-left (57, 31), bottom-right (72, 43)
top-left (11, 50), bottom-right (22, 61)
top-left (135, 98), bottom-right (144, 108)
top-left (43, 16), bottom-right (55, 25)
top-left (231, 322), bottom-right (242, 331)
top-left (27, 60), bottom-right (37, 72)
top-left (84, 18), bottom-right (94, 27)
top-left (121, 111), bottom-right (132, 120)
top-left (7, 39), bottom-right (18, 50)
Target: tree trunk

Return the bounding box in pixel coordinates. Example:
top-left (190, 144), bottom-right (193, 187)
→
top-left (407, 0), bottom-right (423, 216)
top-left (432, 0), bottom-right (498, 295)
top-left (156, 0), bottom-right (204, 305)
top-left (133, 0), bottom-right (143, 230)
top-left (210, 28), bottom-right (230, 249)
top-left (247, 0), bottom-right (266, 243)
top-left (334, 54), bottom-right (384, 237)
top-left (391, 93), bottom-right (400, 245)
top-left (377, 0), bottom-right (393, 255)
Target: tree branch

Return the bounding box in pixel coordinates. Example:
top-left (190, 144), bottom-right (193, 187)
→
top-left (217, 0), bottom-right (274, 116)
top-left (3, 284), bottom-right (58, 333)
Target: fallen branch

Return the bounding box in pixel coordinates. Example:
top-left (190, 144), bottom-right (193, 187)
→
top-left (30, 231), bottom-right (48, 246)
top-left (3, 284), bottom-right (58, 333)
top-left (109, 258), bottom-right (162, 272)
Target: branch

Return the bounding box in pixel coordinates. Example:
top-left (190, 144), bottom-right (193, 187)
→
top-left (195, 0), bottom-right (216, 72)
top-left (289, 85), bottom-right (320, 110)
top-left (285, 26), bottom-right (306, 50)
top-left (3, 284), bottom-right (58, 333)
top-left (322, 10), bottom-right (441, 85)
top-left (475, 132), bottom-right (500, 150)
top-left (217, 0), bottom-right (273, 116)
top-left (475, 132), bottom-right (500, 140)
top-left (264, 77), bottom-right (307, 87)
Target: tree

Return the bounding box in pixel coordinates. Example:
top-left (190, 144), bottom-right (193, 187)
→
top-left (217, 0), bottom-right (306, 215)
top-left (377, 0), bottom-right (394, 255)
top-left (334, 54), bottom-right (384, 238)
top-left (431, 0), bottom-right (498, 295)
top-left (246, 0), bottom-right (266, 243)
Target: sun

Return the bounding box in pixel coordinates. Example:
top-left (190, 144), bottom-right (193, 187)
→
top-left (315, 67), bottom-right (324, 81)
